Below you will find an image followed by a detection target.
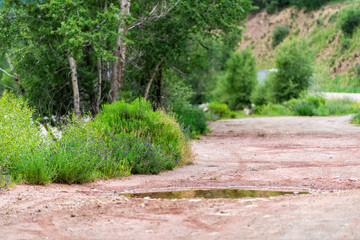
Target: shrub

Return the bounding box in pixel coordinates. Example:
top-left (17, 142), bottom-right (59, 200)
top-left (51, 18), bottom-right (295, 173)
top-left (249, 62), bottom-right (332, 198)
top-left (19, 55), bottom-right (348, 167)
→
top-left (254, 103), bottom-right (292, 116)
top-left (293, 101), bottom-right (317, 116)
top-left (208, 102), bottom-right (236, 119)
top-left (0, 165), bottom-right (11, 191)
top-left (340, 38), bottom-right (351, 52)
top-left (328, 12), bottom-right (338, 24)
top-left (317, 99), bottom-right (359, 116)
top-left (13, 117), bottom-right (131, 184)
top-left (215, 50), bottom-right (257, 110)
top-left (95, 98), bottom-right (191, 168)
top-left (272, 25), bottom-right (290, 48)
top-left (173, 104), bottom-right (208, 138)
top-left (338, 7), bottom-right (360, 37)
top-left (251, 79), bottom-right (272, 106)
top-left (269, 38), bottom-right (314, 102)
top-left (107, 134), bottom-right (178, 174)
top-left (291, 0), bottom-right (330, 10)
top-left (351, 112), bottom-right (360, 125)
top-left (0, 91), bottom-right (44, 171)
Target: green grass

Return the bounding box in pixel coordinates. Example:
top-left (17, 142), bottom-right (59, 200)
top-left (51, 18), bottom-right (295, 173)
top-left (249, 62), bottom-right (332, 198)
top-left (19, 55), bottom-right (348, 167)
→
top-left (253, 96), bottom-right (359, 117)
top-left (1, 94), bottom-right (191, 185)
top-left (351, 112), bottom-right (360, 125)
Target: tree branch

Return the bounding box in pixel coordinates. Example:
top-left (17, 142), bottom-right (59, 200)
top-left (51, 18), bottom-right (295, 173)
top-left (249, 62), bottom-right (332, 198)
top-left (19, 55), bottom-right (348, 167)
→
top-left (0, 67), bottom-right (16, 79)
top-left (0, 81), bottom-right (17, 91)
top-left (144, 58), bottom-right (164, 100)
top-left (128, 0), bottom-right (180, 31)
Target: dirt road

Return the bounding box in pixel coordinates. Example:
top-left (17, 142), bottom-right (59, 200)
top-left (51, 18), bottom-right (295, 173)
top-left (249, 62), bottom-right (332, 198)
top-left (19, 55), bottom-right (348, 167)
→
top-left (1, 115), bottom-right (360, 240)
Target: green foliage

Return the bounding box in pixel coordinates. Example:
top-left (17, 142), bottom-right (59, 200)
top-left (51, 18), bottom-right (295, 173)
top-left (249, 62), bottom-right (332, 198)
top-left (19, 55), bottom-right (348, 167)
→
top-left (338, 7), bottom-right (360, 37)
top-left (95, 98), bottom-right (191, 167)
top-left (214, 50), bottom-right (257, 110)
top-left (0, 91), bottom-right (43, 167)
top-left (272, 25), bottom-right (290, 48)
top-left (251, 81), bottom-right (271, 106)
top-left (107, 134), bottom-right (178, 174)
top-left (254, 0), bottom-right (331, 13)
top-left (0, 165), bottom-right (11, 190)
top-left (255, 96), bottom-right (359, 117)
top-left (173, 104), bottom-right (208, 138)
top-left (208, 102), bottom-right (237, 119)
top-left (340, 38), bottom-right (351, 52)
top-left (254, 103), bottom-right (293, 116)
top-left (290, 0), bottom-right (331, 10)
top-left (351, 112), bottom-right (360, 125)
top-left (269, 38), bottom-right (314, 102)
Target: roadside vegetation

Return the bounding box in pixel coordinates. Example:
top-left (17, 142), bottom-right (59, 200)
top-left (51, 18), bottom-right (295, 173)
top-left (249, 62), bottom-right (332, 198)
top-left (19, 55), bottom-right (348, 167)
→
top-left (0, 92), bottom-right (191, 185)
top-left (1, 0), bottom-right (360, 189)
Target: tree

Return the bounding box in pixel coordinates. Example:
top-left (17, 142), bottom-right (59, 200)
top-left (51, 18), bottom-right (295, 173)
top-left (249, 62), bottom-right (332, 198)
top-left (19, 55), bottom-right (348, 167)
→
top-left (270, 38), bottom-right (314, 102)
top-left (214, 50), bottom-right (257, 110)
top-left (0, 0), bottom-right (254, 117)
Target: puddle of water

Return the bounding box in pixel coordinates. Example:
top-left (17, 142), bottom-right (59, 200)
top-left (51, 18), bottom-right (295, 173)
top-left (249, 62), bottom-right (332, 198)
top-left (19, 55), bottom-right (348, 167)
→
top-left (120, 189), bottom-right (307, 199)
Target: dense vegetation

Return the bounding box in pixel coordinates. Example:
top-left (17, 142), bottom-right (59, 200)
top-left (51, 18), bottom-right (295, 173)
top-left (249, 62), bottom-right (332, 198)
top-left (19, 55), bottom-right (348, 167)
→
top-left (1, 0), bottom-right (360, 189)
top-left (252, 0), bottom-right (333, 13)
top-left (1, 92), bottom-right (190, 185)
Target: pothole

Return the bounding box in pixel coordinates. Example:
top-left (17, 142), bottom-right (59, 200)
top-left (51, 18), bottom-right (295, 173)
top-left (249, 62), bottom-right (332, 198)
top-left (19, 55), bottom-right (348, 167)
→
top-left (120, 189), bottom-right (307, 199)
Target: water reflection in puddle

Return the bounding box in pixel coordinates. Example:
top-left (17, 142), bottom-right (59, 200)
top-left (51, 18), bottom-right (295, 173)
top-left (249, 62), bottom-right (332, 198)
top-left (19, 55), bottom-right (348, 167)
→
top-left (121, 189), bottom-right (307, 199)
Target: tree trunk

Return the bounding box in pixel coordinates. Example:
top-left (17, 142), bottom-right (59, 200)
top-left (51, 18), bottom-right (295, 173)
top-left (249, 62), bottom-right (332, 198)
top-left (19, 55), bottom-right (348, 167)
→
top-left (109, 0), bottom-right (131, 103)
top-left (68, 54), bottom-right (81, 118)
top-left (95, 59), bottom-right (102, 115)
top-left (5, 53), bottom-right (25, 95)
top-left (144, 58), bottom-right (164, 100)
top-left (155, 66), bottom-right (163, 109)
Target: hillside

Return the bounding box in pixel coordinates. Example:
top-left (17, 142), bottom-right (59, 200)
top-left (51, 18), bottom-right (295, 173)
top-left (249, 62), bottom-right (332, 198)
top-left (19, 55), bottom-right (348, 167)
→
top-left (240, 1), bottom-right (360, 92)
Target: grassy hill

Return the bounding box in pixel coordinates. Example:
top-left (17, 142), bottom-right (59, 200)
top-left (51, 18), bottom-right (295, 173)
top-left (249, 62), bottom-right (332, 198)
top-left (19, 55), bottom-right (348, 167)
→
top-left (240, 0), bottom-right (360, 93)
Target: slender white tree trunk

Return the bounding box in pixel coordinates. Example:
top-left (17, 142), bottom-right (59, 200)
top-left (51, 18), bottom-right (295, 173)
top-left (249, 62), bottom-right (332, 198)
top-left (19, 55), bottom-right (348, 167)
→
top-left (144, 58), bottom-right (164, 100)
top-left (110, 0), bottom-right (131, 103)
top-left (5, 53), bottom-right (24, 95)
top-left (95, 60), bottom-right (102, 114)
top-left (68, 54), bottom-right (81, 117)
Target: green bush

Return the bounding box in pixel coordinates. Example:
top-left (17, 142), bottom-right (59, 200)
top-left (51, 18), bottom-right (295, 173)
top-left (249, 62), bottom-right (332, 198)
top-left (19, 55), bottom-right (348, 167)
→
top-left (208, 102), bottom-right (236, 119)
top-left (0, 165), bottom-right (11, 190)
top-left (251, 79), bottom-right (272, 106)
top-left (95, 98), bottom-right (191, 168)
top-left (107, 134), bottom-right (178, 174)
top-left (173, 104), bottom-right (208, 138)
top-left (351, 112), bottom-right (360, 125)
top-left (254, 103), bottom-right (292, 116)
top-left (0, 91), bottom-right (44, 169)
top-left (13, 117), bottom-right (131, 184)
top-left (338, 7), bottom-right (360, 37)
top-left (293, 101), bottom-right (317, 116)
top-left (290, 0), bottom-right (330, 10)
top-left (254, 0), bottom-right (330, 13)
top-left (340, 38), bottom-right (351, 52)
top-left (272, 25), bottom-right (290, 48)
top-left (317, 99), bottom-right (359, 116)
top-left (214, 50), bottom-right (257, 110)
top-left (269, 38), bottom-right (314, 102)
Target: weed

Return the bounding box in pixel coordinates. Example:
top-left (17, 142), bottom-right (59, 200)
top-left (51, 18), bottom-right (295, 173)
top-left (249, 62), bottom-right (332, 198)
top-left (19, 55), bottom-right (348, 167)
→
top-left (272, 25), bottom-right (290, 48)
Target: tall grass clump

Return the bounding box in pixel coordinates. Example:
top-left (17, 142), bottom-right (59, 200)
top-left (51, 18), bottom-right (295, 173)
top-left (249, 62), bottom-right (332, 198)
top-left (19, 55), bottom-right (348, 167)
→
top-left (351, 112), bottom-right (360, 125)
top-left (173, 104), bottom-right (208, 138)
top-left (208, 102), bottom-right (237, 119)
top-left (95, 98), bottom-right (191, 172)
top-left (13, 117), bottom-right (131, 184)
top-left (338, 7), bottom-right (360, 37)
top-left (272, 25), bottom-right (290, 48)
top-left (0, 91), bottom-right (44, 172)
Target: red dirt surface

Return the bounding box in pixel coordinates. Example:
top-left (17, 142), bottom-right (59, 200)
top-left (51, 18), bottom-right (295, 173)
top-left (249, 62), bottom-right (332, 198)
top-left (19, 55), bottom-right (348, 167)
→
top-left (1, 115), bottom-right (360, 239)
